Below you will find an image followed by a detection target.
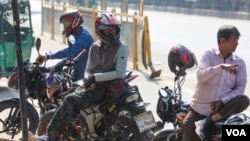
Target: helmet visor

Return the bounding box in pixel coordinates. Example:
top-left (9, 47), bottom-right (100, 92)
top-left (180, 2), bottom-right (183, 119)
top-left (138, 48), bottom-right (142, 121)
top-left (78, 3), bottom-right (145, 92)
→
top-left (60, 20), bottom-right (72, 35)
top-left (102, 26), bottom-right (116, 36)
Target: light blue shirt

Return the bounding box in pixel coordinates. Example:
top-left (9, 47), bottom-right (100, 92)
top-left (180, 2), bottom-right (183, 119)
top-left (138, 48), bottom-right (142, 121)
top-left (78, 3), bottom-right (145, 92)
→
top-left (191, 48), bottom-right (247, 116)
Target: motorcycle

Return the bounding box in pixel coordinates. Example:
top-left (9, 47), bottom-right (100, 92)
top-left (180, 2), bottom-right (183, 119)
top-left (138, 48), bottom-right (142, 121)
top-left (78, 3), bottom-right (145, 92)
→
top-left (0, 36), bottom-right (82, 139)
top-left (7, 35), bottom-right (86, 115)
top-left (153, 67), bottom-right (250, 141)
top-left (7, 37), bottom-right (74, 115)
top-left (37, 71), bottom-right (156, 141)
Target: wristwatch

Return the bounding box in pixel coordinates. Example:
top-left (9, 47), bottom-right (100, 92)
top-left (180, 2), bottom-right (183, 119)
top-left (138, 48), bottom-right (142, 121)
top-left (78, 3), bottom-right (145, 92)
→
top-left (46, 54), bottom-right (51, 60)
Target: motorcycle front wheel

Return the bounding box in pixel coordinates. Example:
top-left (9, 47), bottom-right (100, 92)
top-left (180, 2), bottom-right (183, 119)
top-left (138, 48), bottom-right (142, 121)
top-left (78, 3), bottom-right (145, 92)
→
top-left (153, 129), bottom-right (182, 141)
top-left (0, 98), bottom-right (39, 140)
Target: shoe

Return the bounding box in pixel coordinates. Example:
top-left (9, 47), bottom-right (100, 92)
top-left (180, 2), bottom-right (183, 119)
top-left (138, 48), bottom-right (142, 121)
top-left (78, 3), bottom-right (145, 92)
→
top-left (195, 120), bottom-right (207, 140)
top-left (195, 115), bottom-right (213, 141)
top-left (28, 131), bottom-right (55, 141)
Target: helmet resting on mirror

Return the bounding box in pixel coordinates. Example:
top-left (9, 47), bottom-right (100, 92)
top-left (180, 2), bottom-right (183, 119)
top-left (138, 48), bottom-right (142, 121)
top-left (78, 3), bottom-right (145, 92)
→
top-left (59, 9), bottom-right (84, 37)
top-left (168, 44), bottom-right (196, 76)
top-left (95, 13), bottom-right (121, 45)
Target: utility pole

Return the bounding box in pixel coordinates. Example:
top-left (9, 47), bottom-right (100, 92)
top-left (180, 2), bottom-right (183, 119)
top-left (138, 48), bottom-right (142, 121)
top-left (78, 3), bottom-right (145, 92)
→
top-left (11, 0), bottom-right (28, 140)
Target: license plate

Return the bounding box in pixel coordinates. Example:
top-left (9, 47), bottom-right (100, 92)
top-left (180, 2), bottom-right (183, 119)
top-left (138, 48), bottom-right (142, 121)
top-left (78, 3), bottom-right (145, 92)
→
top-left (134, 111), bottom-right (157, 133)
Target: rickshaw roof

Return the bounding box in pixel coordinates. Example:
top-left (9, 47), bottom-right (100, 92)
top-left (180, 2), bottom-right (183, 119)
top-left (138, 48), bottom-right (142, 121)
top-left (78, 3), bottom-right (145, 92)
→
top-left (0, 0), bottom-right (30, 11)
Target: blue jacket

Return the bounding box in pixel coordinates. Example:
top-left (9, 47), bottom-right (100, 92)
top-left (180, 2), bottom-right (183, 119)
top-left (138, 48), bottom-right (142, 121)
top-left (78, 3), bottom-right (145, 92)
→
top-left (50, 26), bottom-right (94, 81)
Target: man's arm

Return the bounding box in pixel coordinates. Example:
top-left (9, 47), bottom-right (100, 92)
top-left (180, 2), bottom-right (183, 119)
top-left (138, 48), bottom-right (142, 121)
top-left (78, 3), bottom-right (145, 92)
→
top-left (221, 59), bottom-right (247, 104)
top-left (94, 44), bottom-right (129, 82)
top-left (197, 49), bottom-right (223, 83)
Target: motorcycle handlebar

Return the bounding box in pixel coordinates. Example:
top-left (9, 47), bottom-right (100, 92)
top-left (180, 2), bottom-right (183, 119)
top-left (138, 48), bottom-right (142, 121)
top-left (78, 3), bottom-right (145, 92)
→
top-left (72, 49), bottom-right (86, 63)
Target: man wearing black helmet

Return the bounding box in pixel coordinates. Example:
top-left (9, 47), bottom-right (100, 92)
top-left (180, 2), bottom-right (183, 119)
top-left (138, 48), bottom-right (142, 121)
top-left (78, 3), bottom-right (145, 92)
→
top-left (182, 25), bottom-right (249, 141)
top-left (28, 13), bottom-right (129, 141)
top-left (36, 9), bottom-right (94, 81)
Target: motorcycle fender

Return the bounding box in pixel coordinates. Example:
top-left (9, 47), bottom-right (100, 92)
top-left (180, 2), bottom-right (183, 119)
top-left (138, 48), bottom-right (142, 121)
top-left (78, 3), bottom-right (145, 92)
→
top-left (119, 102), bottom-right (146, 116)
top-left (0, 98), bottom-right (36, 110)
top-left (0, 97), bottom-right (19, 103)
top-left (0, 86), bottom-right (19, 99)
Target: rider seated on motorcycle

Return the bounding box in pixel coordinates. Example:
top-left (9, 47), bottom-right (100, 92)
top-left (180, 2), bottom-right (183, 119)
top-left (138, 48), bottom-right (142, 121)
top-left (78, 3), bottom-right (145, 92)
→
top-left (182, 25), bottom-right (250, 141)
top-left (36, 9), bottom-right (94, 81)
top-left (28, 13), bottom-right (129, 141)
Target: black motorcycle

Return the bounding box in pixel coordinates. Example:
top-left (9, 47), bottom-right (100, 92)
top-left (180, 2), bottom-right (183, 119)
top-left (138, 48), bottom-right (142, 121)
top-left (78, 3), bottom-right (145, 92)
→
top-left (37, 71), bottom-right (156, 141)
top-left (153, 68), bottom-right (250, 141)
top-left (0, 37), bottom-right (81, 139)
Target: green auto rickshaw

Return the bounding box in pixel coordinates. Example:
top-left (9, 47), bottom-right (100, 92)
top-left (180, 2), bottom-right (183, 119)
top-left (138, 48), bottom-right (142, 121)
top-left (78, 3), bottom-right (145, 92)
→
top-left (0, 0), bottom-right (34, 78)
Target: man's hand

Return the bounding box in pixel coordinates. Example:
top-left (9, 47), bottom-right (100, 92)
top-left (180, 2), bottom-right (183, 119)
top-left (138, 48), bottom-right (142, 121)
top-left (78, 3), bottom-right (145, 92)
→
top-left (210, 100), bottom-right (223, 113)
top-left (36, 55), bottom-right (49, 65)
top-left (221, 63), bottom-right (239, 75)
top-left (83, 74), bottom-right (96, 90)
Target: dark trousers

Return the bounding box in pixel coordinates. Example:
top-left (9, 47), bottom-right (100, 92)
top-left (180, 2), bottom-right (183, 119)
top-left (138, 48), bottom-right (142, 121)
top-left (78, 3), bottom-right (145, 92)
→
top-left (182, 95), bottom-right (250, 141)
top-left (46, 85), bottom-right (107, 137)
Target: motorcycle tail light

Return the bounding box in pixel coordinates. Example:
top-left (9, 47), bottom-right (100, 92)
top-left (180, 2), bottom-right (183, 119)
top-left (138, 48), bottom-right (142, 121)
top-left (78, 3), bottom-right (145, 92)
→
top-left (8, 72), bottom-right (19, 89)
top-left (76, 125), bottom-right (81, 133)
top-left (125, 93), bottom-right (138, 103)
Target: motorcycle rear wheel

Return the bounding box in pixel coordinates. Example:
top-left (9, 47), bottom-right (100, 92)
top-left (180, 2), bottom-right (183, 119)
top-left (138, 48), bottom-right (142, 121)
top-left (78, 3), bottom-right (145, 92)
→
top-left (0, 98), bottom-right (39, 140)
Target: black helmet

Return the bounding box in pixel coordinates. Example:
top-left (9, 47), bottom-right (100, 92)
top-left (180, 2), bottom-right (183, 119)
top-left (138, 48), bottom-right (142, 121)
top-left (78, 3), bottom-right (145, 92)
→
top-left (168, 44), bottom-right (196, 76)
top-left (95, 13), bottom-right (121, 45)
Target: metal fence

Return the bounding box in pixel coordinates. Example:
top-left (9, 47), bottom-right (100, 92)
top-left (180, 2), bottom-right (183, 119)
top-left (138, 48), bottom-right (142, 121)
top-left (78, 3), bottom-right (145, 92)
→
top-left (41, 0), bottom-right (161, 78)
top-left (107, 0), bottom-right (250, 20)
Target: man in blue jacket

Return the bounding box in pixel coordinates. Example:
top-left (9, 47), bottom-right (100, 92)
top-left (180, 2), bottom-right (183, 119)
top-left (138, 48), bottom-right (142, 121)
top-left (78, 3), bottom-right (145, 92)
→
top-left (37, 10), bottom-right (94, 81)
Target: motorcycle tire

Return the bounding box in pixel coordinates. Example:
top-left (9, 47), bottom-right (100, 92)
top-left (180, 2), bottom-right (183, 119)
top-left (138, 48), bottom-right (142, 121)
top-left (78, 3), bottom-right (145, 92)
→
top-left (37, 109), bottom-right (55, 136)
top-left (38, 109), bottom-right (88, 141)
top-left (153, 129), bottom-right (182, 141)
top-left (0, 98), bottom-right (39, 140)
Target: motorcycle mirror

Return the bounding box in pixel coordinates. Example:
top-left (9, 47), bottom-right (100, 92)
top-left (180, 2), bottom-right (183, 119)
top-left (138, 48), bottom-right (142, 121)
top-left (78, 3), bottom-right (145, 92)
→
top-left (67, 35), bottom-right (75, 48)
top-left (159, 88), bottom-right (168, 98)
top-left (35, 38), bottom-right (41, 54)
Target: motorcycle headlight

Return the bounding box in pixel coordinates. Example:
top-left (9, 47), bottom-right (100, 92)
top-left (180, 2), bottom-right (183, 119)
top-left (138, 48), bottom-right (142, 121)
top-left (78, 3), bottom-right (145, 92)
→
top-left (125, 93), bottom-right (138, 103)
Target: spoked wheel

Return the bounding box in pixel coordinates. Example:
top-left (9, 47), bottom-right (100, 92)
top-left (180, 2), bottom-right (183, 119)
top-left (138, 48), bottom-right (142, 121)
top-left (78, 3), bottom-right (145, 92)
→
top-left (0, 98), bottom-right (39, 140)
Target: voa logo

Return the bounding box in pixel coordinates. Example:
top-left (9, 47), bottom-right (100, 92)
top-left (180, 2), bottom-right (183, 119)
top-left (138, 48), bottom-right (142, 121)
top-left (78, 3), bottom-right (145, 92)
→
top-left (226, 129), bottom-right (246, 136)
